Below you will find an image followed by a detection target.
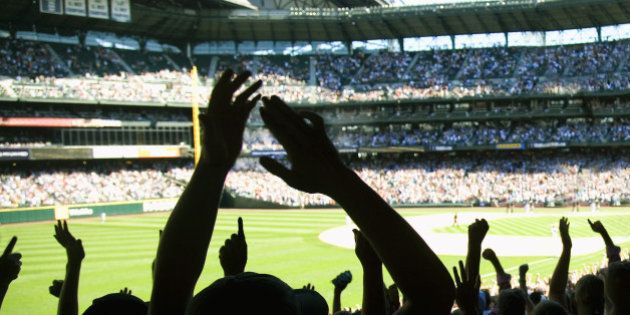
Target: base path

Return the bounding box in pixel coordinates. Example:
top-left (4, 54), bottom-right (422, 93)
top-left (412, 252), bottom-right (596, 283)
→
top-left (319, 212), bottom-right (630, 257)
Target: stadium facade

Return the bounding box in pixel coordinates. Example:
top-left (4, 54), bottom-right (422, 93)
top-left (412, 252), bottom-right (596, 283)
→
top-left (2, 0), bottom-right (630, 222)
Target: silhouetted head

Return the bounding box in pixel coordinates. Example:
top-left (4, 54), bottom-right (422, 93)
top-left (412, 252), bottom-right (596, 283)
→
top-left (497, 289), bottom-right (527, 315)
top-left (188, 272), bottom-right (299, 315)
top-left (293, 288), bottom-right (328, 315)
top-left (606, 260), bottom-right (630, 314)
top-left (574, 274), bottom-right (604, 314)
top-left (82, 293), bottom-right (147, 315)
top-left (532, 300), bottom-right (567, 315)
top-left (529, 290), bottom-right (544, 305)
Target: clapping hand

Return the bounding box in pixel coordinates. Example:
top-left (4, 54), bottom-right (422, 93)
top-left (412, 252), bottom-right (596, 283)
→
top-left (200, 70), bottom-right (261, 169)
top-left (53, 220), bottom-right (85, 263)
top-left (0, 237), bottom-right (21, 285)
top-left (259, 96), bottom-right (347, 196)
top-left (219, 217), bottom-right (247, 276)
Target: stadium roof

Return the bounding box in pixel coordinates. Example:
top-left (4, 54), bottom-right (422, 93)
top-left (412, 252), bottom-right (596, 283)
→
top-left (3, 0), bottom-right (630, 43)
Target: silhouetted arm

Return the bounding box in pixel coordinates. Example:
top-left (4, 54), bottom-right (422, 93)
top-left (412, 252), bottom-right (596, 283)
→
top-left (518, 264), bottom-right (535, 313)
top-left (0, 237), bottom-right (20, 311)
top-left (588, 219), bottom-right (621, 264)
top-left (331, 271), bottom-right (352, 314)
top-left (354, 229), bottom-right (387, 315)
top-left (149, 70), bottom-right (261, 315)
top-left (259, 96), bottom-right (455, 314)
top-left (549, 217), bottom-right (571, 307)
top-left (54, 221), bottom-right (85, 315)
top-left (482, 248), bottom-right (511, 291)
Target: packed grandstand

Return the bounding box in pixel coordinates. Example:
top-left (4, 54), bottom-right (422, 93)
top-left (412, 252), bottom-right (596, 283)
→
top-left (4, 14), bottom-right (630, 209)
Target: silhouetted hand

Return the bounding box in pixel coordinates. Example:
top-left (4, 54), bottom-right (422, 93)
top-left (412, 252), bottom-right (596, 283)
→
top-left (302, 283), bottom-right (315, 291)
top-left (587, 219), bottom-right (606, 235)
top-left (468, 219), bottom-right (489, 245)
top-left (49, 280), bottom-right (63, 298)
top-left (219, 217), bottom-right (247, 276)
top-left (332, 270), bottom-right (352, 292)
top-left (119, 287), bottom-right (132, 295)
top-left (0, 237), bottom-right (21, 285)
top-left (559, 217), bottom-right (571, 249)
top-left (353, 229), bottom-right (381, 268)
top-left (453, 260), bottom-right (479, 315)
top-left (259, 96), bottom-right (347, 195)
top-left (53, 220), bottom-right (84, 263)
top-left (200, 70), bottom-right (261, 169)
top-left (519, 264), bottom-right (529, 278)
top-left (482, 248), bottom-right (497, 262)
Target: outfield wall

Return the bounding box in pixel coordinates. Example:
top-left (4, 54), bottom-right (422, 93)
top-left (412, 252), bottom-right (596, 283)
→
top-left (0, 198), bottom-right (179, 224)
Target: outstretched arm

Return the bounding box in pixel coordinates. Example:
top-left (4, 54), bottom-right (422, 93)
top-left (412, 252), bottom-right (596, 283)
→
top-left (0, 237), bottom-right (21, 311)
top-left (54, 221), bottom-right (85, 315)
top-left (150, 70), bottom-right (261, 315)
top-left (588, 219), bottom-right (621, 264)
top-left (466, 219), bottom-right (488, 289)
top-left (331, 270), bottom-right (352, 314)
top-left (259, 96), bottom-right (455, 314)
top-left (482, 248), bottom-right (511, 291)
top-left (549, 217), bottom-right (571, 307)
top-left (354, 229), bottom-right (387, 315)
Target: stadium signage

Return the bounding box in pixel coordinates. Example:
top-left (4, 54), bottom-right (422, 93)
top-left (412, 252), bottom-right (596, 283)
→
top-left (496, 143), bottom-right (524, 150)
top-left (433, 146), bottom-right (453, 152)
top-left (69, 207), bottom-right (94, 217)
top-left (531, 142), bottom-right (567, 149)
top-left (88, 0), bottom-right (109, 19)
top-left (0, 149), bottom-right (29, 160)
top-left (65, 0), bottom-right (87, 16)
top-left (143, 200), bottom-right (177, 213)
top-left (40, 0), bottom-right (63, 14)
top-left (111, 0), bottom-right (131, 22)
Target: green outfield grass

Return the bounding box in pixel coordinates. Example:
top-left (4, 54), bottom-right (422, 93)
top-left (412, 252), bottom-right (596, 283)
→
top-left (1, 207), bottom-right (629, 314)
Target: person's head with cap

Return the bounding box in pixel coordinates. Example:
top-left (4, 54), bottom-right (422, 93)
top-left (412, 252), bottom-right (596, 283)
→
top-left (293, 287), bottom-right (328, 315)
top-left (82, 293), bottom-right (147, 315)
top-left (187, 272), bottom-right (299, 315)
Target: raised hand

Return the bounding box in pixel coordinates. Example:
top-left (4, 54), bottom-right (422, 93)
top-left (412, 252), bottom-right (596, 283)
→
top-left (353, 229), bottom-right (381, 268)
top-left (119, 287), bottom-right (132, 295)
top-left (587, 219), bottom-right (606, 234)
top-left (259, 96), bottom-right (347, 195)
top-left (468, 219), bottom-right (489, 245)
top-left (49, 280), bottom-right (63, 298)
top-left (0, 237), bottom-right (21, 285)
top-left (332, 270), bottom-right (352, 292)
top-left (54, 220), bottom-right (85, 262)
top-left (549, 217), bottom-right (572, 307)
top-left (519, 264), bottom-right (529, 278)
top-left (199, 70), bottom-right (261, 169)
top-left (332, 270), bottom-right (352, 314)
top-left (302, 283), bottom-right (315, 291)
top-left (219, 217), bottom-right (248, 277)
top-left (483, 248), bottom-right (511, 291)
top-left (453, 260), bottom-right (479, 315)
top-left (559, 217), bottom-right (571, 249)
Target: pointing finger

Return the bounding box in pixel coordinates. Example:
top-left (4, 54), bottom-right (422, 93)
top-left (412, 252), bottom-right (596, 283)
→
top-left (2, 236), bottom-right (17, 257)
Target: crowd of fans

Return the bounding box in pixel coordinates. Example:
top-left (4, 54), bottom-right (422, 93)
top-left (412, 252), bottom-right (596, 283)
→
top-left (2, 72), bottom-right (629, 315)
top-left (2, 38), bottom-right (630, 104)
top-left (3, 151), bottom-right (630, 208)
